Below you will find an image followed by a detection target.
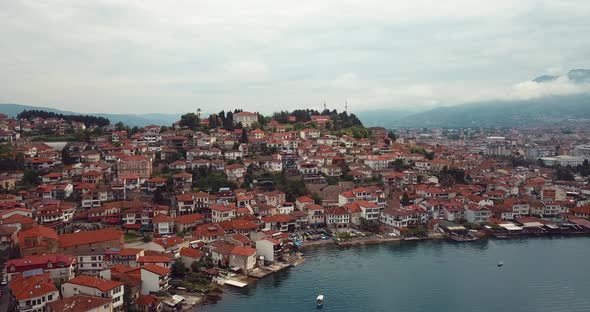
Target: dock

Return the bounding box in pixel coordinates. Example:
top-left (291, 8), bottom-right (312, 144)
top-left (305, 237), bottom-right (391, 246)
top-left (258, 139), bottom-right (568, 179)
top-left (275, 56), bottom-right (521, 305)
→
top-left (248, 254), bottom-right (305, 279)
top-left (213, 277), bottom-right (248, 288)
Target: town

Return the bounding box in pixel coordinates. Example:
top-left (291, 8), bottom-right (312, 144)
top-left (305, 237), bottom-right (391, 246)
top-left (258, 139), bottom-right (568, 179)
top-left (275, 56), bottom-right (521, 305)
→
top-left (0, 108), bottom-right (590, 312)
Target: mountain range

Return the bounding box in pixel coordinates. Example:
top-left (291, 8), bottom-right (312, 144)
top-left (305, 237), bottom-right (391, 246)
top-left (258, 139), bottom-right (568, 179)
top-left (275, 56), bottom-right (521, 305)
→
top-left (0, 103), bottom-right (181, 127)
top-left (2, 69), bottom-right (589, 128)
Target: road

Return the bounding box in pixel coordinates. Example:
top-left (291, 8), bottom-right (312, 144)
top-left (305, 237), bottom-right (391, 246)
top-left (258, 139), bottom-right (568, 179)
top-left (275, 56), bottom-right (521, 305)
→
top-left (0, 285), bottom-right (10, 312)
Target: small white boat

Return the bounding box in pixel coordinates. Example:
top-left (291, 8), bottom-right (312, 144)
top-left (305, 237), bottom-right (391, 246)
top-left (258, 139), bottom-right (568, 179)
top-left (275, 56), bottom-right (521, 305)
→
top-left (498, 261), bottom-right (504, 267)
top-left (316, 294), bottom-right (324, 308)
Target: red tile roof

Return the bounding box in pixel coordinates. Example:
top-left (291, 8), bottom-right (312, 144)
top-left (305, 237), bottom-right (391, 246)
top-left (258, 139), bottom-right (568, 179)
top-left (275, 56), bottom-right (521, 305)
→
top-left (9, 273), bottom-right (57, 300)
top-left (230, 245), bottom-right (256, 257)
top-left (180, 247), bottom-right (203, 258)
top-left (66, 275), bottom-right (123, 292)
top-left (18, 225), bottom-right (58, 245)
top-left (6, 254), bottom-right (76, 270)
top-left (59, 228), bottom-right (123, 248)
top-left (174, 213), bottom-right (203, 224)
top-left (137, 255), bottom-right (172, 264)
top-left (139, 264), bottom-right (171, 276)
top-left (47, 295), bottom-right (111, 312)
top-left (153, 213), bottom-right (173, 223)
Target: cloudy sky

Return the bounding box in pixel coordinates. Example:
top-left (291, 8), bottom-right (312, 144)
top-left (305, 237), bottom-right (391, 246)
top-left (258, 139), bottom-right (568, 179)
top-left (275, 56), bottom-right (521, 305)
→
top-left (1, 0), bottom-right (590, 114)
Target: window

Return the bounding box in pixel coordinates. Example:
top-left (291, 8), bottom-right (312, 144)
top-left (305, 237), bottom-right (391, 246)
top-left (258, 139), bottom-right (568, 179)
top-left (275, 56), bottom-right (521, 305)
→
top-left (48, 295), bottom-right (53, 301)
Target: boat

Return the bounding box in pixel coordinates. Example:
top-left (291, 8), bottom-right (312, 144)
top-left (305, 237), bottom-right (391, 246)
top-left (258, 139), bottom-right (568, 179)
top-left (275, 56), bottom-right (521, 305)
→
top-left (497, 261), bottom-right (504, 267)
top-left (316, 294), bottom-right (324, 308)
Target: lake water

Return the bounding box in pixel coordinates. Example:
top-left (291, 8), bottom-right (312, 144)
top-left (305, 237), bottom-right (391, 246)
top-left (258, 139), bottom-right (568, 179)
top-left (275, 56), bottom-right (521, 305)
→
top-left (200, 237), bottom-right (590, 312)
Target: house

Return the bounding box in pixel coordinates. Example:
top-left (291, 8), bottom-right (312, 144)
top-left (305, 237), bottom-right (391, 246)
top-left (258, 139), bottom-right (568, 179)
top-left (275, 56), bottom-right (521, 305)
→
top-left (229, 246), bottom-right (257, 273)
top-left (59, 228), bottom-right (124, 254)
top-left (0, 224), bottom-right (18, 245)
top-left (338, 187), bottom-right (386, 208)
top-left (261, 214), bottom-right (296, 232)
top-left (173, 213), bottom-right (204, 234)
top-left (5, 254), bottom-right (77, 282)
top-left (18, 225), bottom-right (59, 256)
top-left (295, 196), bottom-right (315, 210)
top-left (263, 191), bottom-right (286, 207)
top-left (356, 200), bottom-right (382, 221)
top-left (137, 255), bottom-right (174, 268)
top-left (76, 247), bottom-right (107, 276)
top-left (255, 238), bottom-right (280, 262)
top-left (305, 204), bottom-right (325, 226)
top-left (324, 207), bottom-right (351, 229)
top-left (127, 264), bottom-right (171, 295)
top-left (146, 177), bottom-right (167, 192)
top-left (9, 273), bottom-right (59, 312)
top-left (47, 295), bottom-right (112, 312)
top-left (571, 206), bottom-right (590, 219)
top-left (116, 155), bottom-right (152, 179)
top-left (211, 203), bottom-right (237, 223)
top-left (135, 295), bottom-right (162, 312)
top-left (224, 164), bottom-right (246, 182)
top-left (153, 214), bottom-right (175, 237)
top-left (442, 202), bottom-right (465, 221)
top-left (180, 247), bottom-right (203, 269)
top-left (299, 128), bottom-right (321, 140)
top-left (105, 248), bottom-right (144, 268)
top-left (62, 275), bottom-right (124, 310)
top-left (35, 200), bottom-right (76, 228)
top-left (192, 224), bottom-right (226, 243)
top-left (153, 236), bottom-right (185, 255)
top-left (464, 204), bottom-right (492, 223)
top-left (379, 206), bottom-right (428, 232)
top-left (233, 111), bottom-right (258, 128)
top-left (172, 172), bottom-right (193, 192)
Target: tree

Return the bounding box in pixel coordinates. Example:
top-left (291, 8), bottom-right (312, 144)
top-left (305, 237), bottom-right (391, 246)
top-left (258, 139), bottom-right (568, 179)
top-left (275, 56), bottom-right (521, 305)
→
top-left (387, 130), bottom-right (397, 142)
top-left (123, 283), bottom-right (134, 311)
top-left (171, 260), bottom-right (187, 279)
top-left (142, 234), bottom-right (152, 243)
top-left (359, 217), bottom-right (380, 233)
top-left (312, 193), bottom-right (322, 205)
top-left (239, 129), bottom-right (248, 144)
top-left (179, 113), bottom-right (200, 130)
top-left (23, 170), bottom-right (39, 186)
top-left (401, 192), bottom-right (411, 206)
top-left (392, 159), bottom-right (406, 172)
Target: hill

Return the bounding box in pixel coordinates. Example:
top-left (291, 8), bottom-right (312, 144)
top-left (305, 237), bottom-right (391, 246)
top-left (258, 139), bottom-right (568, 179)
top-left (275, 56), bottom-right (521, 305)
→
top-left (0, 103), bottom-right (181, 127)
top-left (392, 93), bottom-right (590, 128)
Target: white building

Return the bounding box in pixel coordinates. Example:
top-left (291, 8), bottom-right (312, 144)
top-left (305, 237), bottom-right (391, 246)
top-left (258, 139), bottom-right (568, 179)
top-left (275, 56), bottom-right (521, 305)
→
top-left (62, 275), bottom-right (124, 310)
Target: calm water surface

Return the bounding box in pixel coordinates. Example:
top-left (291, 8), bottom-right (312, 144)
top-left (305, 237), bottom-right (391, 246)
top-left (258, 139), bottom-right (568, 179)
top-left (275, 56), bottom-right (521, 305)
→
top-left (200, 237), bottom-right (590, 312)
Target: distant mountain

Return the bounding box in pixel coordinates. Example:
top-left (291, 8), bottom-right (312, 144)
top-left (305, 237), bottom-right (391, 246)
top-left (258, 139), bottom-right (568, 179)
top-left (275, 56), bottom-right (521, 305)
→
top-left (0, 103), bottom-right (181, 127)
top-left (393, 93), bottom-right (590, 128)
top-left (533, 69), bottom-right (590, 84)
top-left (532, 75), bottom-right (558, 83)
top-left (356, 108), bottom-right (425, 127)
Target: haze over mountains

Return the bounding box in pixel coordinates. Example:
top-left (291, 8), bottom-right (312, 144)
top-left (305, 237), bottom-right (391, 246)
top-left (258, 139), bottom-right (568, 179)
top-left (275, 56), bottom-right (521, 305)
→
top-left (2, 69), bottom-right (589, 128)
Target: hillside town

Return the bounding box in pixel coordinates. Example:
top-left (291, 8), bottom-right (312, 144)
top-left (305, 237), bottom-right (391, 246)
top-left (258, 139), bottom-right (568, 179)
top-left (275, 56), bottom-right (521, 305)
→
top-left (1, 108), bottom-right (590, 311)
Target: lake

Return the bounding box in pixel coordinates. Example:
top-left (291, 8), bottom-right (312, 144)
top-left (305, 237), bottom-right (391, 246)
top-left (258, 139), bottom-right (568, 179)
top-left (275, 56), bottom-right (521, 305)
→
top-left (200, 237), bottom-right (590, 312)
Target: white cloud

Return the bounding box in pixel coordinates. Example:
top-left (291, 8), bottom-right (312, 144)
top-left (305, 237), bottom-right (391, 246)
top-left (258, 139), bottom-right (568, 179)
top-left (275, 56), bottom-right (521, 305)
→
top-left (510, 76), bottom-right (590, 100)
top-left (0, 0), bottom-right (589, 113)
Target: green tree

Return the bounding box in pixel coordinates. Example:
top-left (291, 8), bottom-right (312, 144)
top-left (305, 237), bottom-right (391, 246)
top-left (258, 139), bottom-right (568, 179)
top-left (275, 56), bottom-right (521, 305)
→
top-left (401, 192), bottom-right (411, 206)
top-left (23, 170), bottom-right (40, 186)
top-left (387, 130), bottom-right (397, 142)
top-left (239, 129), bottom-right (248, 144)
top-left (171, 260), bottom-right (187, 279)
top-left (179, 113), bottom-right (200, 130)
top-left (123, 283), bottom-right (134, 311)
